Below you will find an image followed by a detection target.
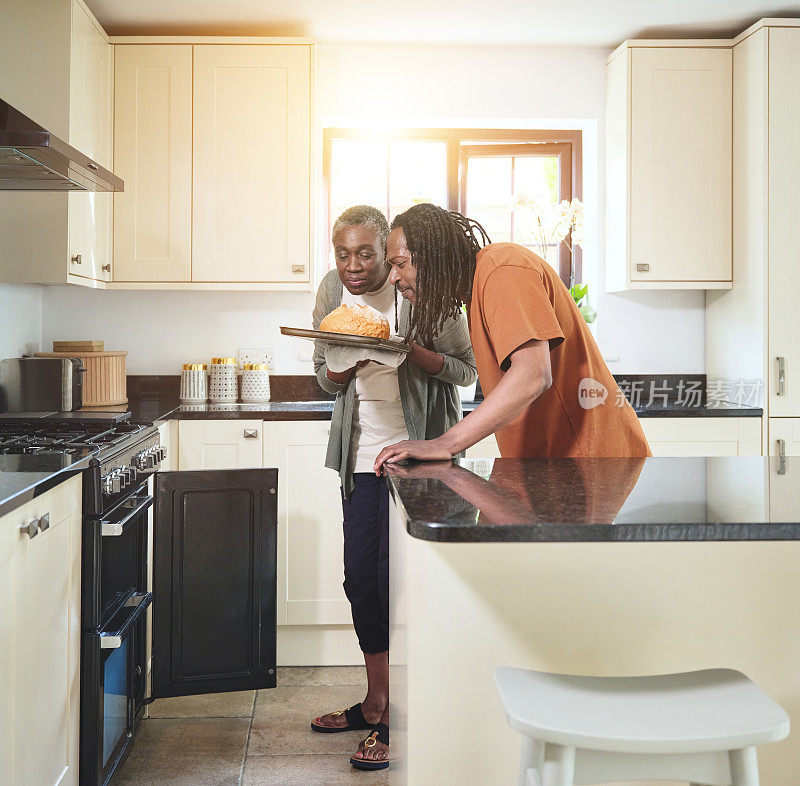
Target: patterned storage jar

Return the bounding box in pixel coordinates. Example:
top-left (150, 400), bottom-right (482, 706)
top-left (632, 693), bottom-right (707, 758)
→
top-left (180, 364), bottom-right (208, 403)
top-left (209, 357), bottom-right (238, 403)
top-left (240, 363), bottom-right (271, 403)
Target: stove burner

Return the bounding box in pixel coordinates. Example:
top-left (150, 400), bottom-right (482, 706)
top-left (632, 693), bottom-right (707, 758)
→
top-left (0, 419), bottom-right (148, 456)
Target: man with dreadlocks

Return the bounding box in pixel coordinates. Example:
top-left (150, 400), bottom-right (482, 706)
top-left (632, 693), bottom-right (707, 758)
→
top-left (309, 205), bottom-right (477, 771)
top-left (373, 203), bottom-right (650, 471)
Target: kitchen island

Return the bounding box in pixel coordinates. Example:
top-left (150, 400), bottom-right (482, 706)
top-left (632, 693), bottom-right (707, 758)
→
top-left (387, 457), bottom-right (800, 785)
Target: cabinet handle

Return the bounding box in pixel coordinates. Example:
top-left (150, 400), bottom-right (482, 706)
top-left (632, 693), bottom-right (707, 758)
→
top-left (87, 162), bottom-right (99, 171)
top-left (636, 263), bottom-right (650, 273)
top-left (777, 438), bottom-right (787, 475)
top-left (102, 264), bottom-right (111, 273)
top-left (19, 519), bottom-right (39, 539)
top-left (291, 264), bottom-right (306, 274)
top-left (71, 254), bottom-right (82, 265)
top-left (243, 428), bottom-right (259, 439)
top-left (38, 513), bottom-right (50, 532)
top-left (777, 356), bottom-right (786, 396)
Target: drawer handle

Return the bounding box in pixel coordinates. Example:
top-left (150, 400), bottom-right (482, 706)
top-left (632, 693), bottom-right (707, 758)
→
top-left (777, 438), bottom-right (787, 476)
top-left (102, 264), bottom-right (111, 273)
top-left (19, 519), bottom-right (39, 539)
top-left (243, 428), bottom-right (259, 439)
top-left (38, 513), bottom-right (50, 532)
top-left (71, 254), bottom-right (82, 265)
top-left (777, 356), bottom-right (786, 396)
top-left (636, 263), bottom-right (650, 273)
top-left (291, 264), bottom-right (306, 274)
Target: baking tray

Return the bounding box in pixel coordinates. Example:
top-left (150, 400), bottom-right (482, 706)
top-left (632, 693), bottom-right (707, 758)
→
top-left (280, 326), bottom-right (411, 354)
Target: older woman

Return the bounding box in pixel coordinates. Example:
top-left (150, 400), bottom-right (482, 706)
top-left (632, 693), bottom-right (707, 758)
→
top-left (310, 205), bottom-right (477, 771)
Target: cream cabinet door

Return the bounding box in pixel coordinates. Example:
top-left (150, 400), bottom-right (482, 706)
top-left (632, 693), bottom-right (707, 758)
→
top-left (0, 504), bottom-right (19, 785)
top-left (768, 419), bottom-right (800, 522)
top-left (263, 421), bottom-right (351, 626)
top-left (113, 45), bottom-right (193, 282)
top-left (768, 29), bottom-right (800, 417)
top-left (629, 47), bottom-right (732, 284)
top-left (640, 417), bottom-right (761, 457)
top-left (464, 435), bottom-right (501, 459)
top-left (192, 45), bottom-right (312, 284)
top-left (177, 420), bottom-right (263, 470)
top-left (14, 476), bottom-right (81, 786)
top-left (68, 0), bottom-right (113, 284)
top-left (767, 418), bottom-right (800, 457)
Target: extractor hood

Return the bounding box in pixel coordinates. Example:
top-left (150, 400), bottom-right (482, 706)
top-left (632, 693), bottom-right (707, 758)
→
top-left (0, 99), bottom-right (123, 192)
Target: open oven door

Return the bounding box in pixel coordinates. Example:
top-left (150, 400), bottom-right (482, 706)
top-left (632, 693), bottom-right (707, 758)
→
top-left (151, 468), bottom-right (278, 698)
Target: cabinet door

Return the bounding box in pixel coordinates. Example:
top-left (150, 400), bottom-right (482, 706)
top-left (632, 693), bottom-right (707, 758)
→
top-left (464, 435), bottom-right (501, 459)
top-left (178, 420), bottom-right (263, 470)
top-left (640, 417), bottom-right (760, 457)
top-left (152, 469), bottom-right (277, 698)
top-left (0, 504), bottom-right (20, 786)
top-left (629, 47), bottom-right (732, 284)
top-left (263, 421), bottom-right (351, 626)
top-left (768, 419), bottom-right (800, 521)
top-left (192, 45), bottom-right (312, 284)
top-left (69, 0), bottom-right (113, 284)
top-left (113, 45), bottom-right (193, 282)
top-left (768, 29), bottom-right (800, 417)
top-left (15, 478), bottom-right (81, 786)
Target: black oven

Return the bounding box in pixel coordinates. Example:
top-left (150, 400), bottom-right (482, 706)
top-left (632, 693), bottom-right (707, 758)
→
top-left (81, 475), bottom-right (153, 785)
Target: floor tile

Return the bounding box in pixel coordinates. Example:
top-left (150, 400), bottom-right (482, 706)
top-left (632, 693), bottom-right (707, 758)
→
top-left (242, 754), bottom-right (389, 785)
top-left (148, 690), bottom-right (256, 718)
top-left (112, 717), bottom-right (250, 785)
top-left (277, 666), bottom-right (365, 686)
top-left (249, 685), bottom-right (369, 755)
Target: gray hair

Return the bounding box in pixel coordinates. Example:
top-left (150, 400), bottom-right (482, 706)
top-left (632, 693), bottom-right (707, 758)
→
top-left (331, 205), bottom-right (390, 256)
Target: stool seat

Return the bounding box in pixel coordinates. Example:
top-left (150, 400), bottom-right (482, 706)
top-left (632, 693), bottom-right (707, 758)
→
top-left (494, 667), bottom-right (790, 755)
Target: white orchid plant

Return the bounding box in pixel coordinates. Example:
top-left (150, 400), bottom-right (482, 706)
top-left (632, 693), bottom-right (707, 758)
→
top-left (512, 194), bottom-right (596, 324)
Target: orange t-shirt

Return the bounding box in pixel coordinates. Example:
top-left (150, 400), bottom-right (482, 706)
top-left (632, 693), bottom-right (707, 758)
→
top-left (469, 243), bottom-right (651, 458)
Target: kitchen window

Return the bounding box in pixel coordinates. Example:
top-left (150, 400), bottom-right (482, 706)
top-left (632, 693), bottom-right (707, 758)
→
top-left (323, 129), bottom-right (582, 285)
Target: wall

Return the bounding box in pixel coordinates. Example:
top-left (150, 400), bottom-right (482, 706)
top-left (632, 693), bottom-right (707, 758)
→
top-left (39, 41), bottom-right (706, 375)
top-left (0, 285), bottom-right (43, 360)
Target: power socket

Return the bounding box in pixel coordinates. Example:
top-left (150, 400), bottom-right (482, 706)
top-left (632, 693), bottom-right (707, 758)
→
top-left (237, 347), bottom-right (275, 371)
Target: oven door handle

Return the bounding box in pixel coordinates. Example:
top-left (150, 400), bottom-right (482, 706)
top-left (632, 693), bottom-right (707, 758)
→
top-left (101, 494), bottom-right (154, 537)
top-left (100, 592), bottom-right (153, 649)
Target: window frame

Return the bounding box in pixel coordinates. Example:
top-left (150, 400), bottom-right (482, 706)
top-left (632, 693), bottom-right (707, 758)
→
top-left (322, 128), bottom-right (582, 285)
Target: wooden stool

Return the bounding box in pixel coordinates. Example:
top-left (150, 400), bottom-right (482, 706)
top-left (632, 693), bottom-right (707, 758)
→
top-left (494, 667), bottom-right (789, 786)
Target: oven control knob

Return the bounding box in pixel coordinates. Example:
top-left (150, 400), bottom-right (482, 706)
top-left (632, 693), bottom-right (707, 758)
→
top-left (128, 465), bottom-right (138, 482)
top-left (111, 470), bottom-right (123, 494)
top-left (134, 451), bottom-right (148, 471)
top-left (157, 446), bottom-right (167, 462)
top-left (102, 474), bottom-right (114, 495)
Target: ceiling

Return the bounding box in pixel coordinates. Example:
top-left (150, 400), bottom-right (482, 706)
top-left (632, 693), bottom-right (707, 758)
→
top-left (86, 0), bottom-right (800, 47)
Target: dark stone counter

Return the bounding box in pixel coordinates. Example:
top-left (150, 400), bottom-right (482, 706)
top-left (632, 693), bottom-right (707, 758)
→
top-left (0, 454), bottom-right (86, 518)
top-left (386, 456), bottom-right (798, 543)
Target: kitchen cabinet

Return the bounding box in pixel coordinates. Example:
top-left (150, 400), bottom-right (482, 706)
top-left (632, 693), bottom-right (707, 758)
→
top-left (465, 435), bottom-right (502, 459)
top-left (110, 38), bottom-right (314, 289)
top-left (706, 22), bottom-right (800, 427)
top-left (0, 475), bottom-right (82, 786)
top-left (113, 45), bottom-right (192, 283)
top-left (152, 469), bottom-right (277, 697)
top-left (640, 417), bottom-right (761, 457)
top-left (262, 421), bottom-right (352, 626)
top-left (605, 41), bottom-right (732, 291)
top-left (177, 420), bottom-right (263, 470)
top-left (0, 0), bottom-right (113, 288)
top-left (767, 418), bottom-right (800, 458)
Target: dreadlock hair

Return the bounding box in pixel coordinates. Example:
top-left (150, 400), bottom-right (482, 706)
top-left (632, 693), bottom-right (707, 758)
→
top-left (390, 203), bottom-right (491, 347)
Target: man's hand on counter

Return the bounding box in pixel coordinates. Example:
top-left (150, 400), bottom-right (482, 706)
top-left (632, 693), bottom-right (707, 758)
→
top-left (373, 438), bottom-right (452, 474)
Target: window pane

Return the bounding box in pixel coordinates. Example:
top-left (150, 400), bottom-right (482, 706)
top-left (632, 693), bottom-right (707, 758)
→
top-left (514, 156), bottom-right (559, 204)
top-left (329, 139), bottom-right (388, 223)
top-left (388, 141), bottom-right (448, 221)
top-left (465, 156), bottom-right (512, 243)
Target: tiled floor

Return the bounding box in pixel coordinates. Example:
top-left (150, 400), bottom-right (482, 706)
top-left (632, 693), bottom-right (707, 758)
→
top-left (112, 667), bottom-right (389, 786)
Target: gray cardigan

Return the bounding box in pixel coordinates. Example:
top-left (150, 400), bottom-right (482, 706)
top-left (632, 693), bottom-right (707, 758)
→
top-left (312, 269), bottom-right (477, 497)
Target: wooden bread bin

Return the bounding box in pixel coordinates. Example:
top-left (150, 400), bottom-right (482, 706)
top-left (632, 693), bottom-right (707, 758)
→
top-left (35, 350), bottom-right (128, 406)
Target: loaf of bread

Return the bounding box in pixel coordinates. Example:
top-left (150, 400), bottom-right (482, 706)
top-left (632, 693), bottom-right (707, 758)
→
top-left (319, 304), bottom-right (390, 339)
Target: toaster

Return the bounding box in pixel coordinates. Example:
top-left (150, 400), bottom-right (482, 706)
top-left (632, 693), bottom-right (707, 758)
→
top-left (0, 357), bottom-right (84, 412)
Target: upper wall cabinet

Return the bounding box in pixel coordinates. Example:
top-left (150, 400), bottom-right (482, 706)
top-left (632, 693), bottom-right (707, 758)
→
top-left (112, 40), bottom-right (314, 289)
top-left (113, 45), bottom-right (193, 282)
top-left (0, 0), bottom-right (112, 288)
top-left (605, 42), bottom-right (733, 291)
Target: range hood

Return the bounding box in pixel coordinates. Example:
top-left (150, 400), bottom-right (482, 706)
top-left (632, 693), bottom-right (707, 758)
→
top-left (0, 99), bottom-right (123, 192)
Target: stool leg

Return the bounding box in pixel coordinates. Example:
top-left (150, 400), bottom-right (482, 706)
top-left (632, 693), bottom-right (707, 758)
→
top-left (729, 747), bottom-right (759, 786)
top-left (542, 743), bottom-right (576, 786)
top-left (518, 736), bottom-right (544, 786)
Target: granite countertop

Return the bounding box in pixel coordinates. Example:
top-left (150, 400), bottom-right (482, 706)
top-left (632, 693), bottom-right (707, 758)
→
top-left (386, 456), bottom-right (800, 543)
top-left (113, 398), bottom-right (761, 424)
top-left (0, 454), bottom-right (87, 519)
